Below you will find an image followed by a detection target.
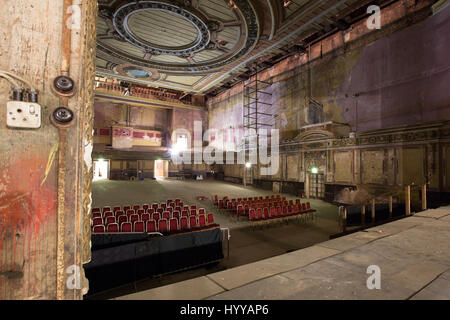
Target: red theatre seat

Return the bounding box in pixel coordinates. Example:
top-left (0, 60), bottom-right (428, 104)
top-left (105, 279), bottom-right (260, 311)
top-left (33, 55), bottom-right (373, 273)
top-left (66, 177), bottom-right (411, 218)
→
top-left (152, 203), bottom-right (158, 210)
top-left (105, 216), bottom-right (116, 225)
top-left (103, 211), bottom-right (114, 218)
top-left (141, 213), bottom-right (150, 222)
top-left (92, 212), bottom-right (102, 219)
top-left (115, 210), bottom-right (124, 217)
top-left (146, 220), bottom-right (157, 233)
top-left (276, 206), bottom-right (282, 216)
top-left (137, 209), bottom-right (145, 215)
top-left (117, 215), bottom-right (128, 226)
top-left (180, 217), bottom-right (189, 230)
top-left (172, 211), bottom-right (180, 219)
top-left (181, 210), bottom-right (189, 217)
top-left (142, 204), bottom-right (149, 211)
top-left (133, 205), bottom-right (140, 211)
top-left (147, 208), bottom-right (154, 214)
top-left (158, 219), bottom-right (168, 233)
top-left (207, 213), bottom-right (214, 224)
top-left (134, 221), bottom-right (145, 232)
top-left (263, 207), bottom-right (270, 219)
top-left (113, 206), bottom-right (121, 213)
top-left (270, 207), bottom-right (276, 217)
top-left (92, 217), bottom-right (103, 226)
top-left (130, 214), bottom-right (139, 223)
top-left (257, 208), bottom-right (262, 220)
top-left (121, 222), bottom-right (132, 232)
top-left (92, 208), bottom-right (101, 214)
top-left (126, 210), bottom-right (135, 217)
top-left (249, 209), bottom-right (256, 220)
top-left (162, 211), bottom-right (171, 220)
top-left (93, 225), bottom-right (105, 233)
top-left (152, 213), bottom-right (160, 221)
top-left (198, 208), bottom-right (206, 215)
top-left (102, 207), bottom-right (111, 213)
top-left (106, 223), bottom-right (119, 232)
top-left (169, 218), bottom-right (179, 231)
top-left (189, 216), bottom-right (198, 228)
top-left (190, 209), bottom-right (197, 216)
top-left (123, 205), bottom-right (131, 212)
top-left (198, 215), bottom-right (206, 227)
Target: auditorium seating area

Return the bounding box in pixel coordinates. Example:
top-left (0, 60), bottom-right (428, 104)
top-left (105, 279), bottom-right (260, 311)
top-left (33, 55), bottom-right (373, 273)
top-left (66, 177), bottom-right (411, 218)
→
top-left (91, 198), bottom-right (218, 235)
top-left (212, 194), bottom-right (316, 224)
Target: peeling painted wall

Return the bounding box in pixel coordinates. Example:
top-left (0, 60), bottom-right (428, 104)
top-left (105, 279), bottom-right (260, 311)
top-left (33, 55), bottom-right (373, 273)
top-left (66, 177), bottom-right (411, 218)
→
top-left (208, 6), bottom-right (450, 136)
top-left (209, 6), bottom-right (450, 200)
top-left (94, 101), bottom-right (170, 131)
top-left (0, 0), bottom-right (95, 299)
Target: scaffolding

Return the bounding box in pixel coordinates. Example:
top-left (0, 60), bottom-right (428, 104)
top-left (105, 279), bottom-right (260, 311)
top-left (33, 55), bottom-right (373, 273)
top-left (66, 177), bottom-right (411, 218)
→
top-left (242, 63), bottom-right (276, 150)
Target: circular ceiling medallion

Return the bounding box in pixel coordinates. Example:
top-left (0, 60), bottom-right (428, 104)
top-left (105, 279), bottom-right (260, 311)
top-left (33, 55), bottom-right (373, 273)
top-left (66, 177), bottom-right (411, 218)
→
top-left (114, 1), bottom-right (210, 56)
top-left (98, 0), bottom-right (260, 73)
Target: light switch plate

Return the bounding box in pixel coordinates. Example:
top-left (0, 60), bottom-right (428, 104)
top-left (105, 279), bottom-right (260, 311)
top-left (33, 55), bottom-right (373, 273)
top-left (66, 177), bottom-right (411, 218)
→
top-left (6, 101), bottom-right (41, 129)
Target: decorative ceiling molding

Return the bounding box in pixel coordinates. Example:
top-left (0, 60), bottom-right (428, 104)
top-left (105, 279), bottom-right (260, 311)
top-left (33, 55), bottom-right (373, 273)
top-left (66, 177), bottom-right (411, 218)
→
top-left (97, 0), bottom-right (260, 73)
top-left (95, 0), bottom-right (375, 94)
top-left (113, 2), bottom-right (211, 56)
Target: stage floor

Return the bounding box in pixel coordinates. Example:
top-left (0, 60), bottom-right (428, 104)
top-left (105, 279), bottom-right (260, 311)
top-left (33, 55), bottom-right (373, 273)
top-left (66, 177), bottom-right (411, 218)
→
top-left (116, 206), bottom-right (450, 300)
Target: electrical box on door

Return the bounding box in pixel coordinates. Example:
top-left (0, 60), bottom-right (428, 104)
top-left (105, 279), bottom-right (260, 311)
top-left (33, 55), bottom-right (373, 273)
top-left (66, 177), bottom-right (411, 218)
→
top-left (6, 101), bottom-right (41, 129)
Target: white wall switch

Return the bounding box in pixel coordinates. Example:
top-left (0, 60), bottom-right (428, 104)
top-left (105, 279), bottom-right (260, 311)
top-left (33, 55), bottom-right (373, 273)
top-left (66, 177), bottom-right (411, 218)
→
top-left (6, 101), bottom-right (41, 129)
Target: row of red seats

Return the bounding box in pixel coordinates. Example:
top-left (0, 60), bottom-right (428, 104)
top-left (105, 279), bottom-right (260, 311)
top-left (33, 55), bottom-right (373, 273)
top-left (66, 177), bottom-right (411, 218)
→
top-left (213, 194), bottom-right (284, 205)
top-left (92, 213), bottom-right (216, 234)
top-left (214, 197), bottom-right (294, 209)
top-left (226, 199), bottom-right (303, 212)
top-left (92, 201), bottom-right (194, 216)
top-left (248, 203), bottom-right (314, 221)
top-left (93, 206), bottom-right (207, 220)
top-left (92, 209), bottom-right (209, 227)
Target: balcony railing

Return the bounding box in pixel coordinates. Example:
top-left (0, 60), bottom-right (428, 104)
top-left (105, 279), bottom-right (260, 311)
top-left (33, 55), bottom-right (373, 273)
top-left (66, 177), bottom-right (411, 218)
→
top-left (94, 80), bottom-right (202, 107)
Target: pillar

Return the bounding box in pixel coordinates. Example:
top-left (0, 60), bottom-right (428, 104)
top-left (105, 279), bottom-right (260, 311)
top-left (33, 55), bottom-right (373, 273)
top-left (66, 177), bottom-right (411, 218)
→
top-left (422, 184), bottom-right (427, 211)
top-left (361, 205), bottom-right (366, 226)
top-left (405, 185), bottom-right (411, 216)
top-left (0, 0), bottom-right (97, 299)
top-left (389, 196), bottom-right (393, 219)
top-left (371, 199), bottom-right (376, 224)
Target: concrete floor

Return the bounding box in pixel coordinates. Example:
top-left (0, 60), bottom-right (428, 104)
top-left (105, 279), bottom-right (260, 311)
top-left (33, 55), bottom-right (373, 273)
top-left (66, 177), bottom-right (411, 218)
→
top-left (116, 206), bottom-right (450, 300)
top-left (88, 178), bottom-right (341, 299)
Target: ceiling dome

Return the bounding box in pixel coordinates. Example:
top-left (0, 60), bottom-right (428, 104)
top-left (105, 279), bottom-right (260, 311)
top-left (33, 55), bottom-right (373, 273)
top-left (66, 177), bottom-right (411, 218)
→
top-left (97, 0), bottom-right (259, 73)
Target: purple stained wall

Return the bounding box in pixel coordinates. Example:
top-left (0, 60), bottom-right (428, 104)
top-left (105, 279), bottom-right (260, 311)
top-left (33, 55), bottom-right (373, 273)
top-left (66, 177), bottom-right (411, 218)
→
top-left (339, 7), bottom-right (450, 132)
top-left (208, 6), bottom-right (450, 136)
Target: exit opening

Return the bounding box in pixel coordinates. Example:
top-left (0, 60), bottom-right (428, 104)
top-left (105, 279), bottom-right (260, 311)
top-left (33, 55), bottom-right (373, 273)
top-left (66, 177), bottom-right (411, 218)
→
top-left (93, 159), bottom-right (109, 181)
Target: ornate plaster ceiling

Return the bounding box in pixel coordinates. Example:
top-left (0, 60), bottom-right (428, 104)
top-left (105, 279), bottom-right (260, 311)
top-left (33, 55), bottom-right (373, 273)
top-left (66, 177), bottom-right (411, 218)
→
top-left (97, 0), bottom-right (261, 92)
top-left (96, 0), bottom-right (377, 94)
